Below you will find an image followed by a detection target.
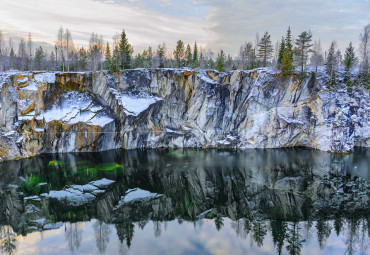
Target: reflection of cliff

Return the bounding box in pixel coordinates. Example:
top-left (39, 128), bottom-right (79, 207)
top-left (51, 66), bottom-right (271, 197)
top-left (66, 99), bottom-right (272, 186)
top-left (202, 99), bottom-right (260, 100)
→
top-left (0, 149), bottom-right (368, 254)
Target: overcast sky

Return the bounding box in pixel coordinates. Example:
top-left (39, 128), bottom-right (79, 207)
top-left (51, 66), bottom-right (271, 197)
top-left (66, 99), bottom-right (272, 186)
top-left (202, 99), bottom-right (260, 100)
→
top-left (0, 0), bottom-right (369, 55)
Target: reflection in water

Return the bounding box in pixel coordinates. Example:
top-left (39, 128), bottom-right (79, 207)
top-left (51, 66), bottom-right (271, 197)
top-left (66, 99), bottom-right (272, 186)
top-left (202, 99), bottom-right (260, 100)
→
top-left (0, 148), bottom-right (368, 255)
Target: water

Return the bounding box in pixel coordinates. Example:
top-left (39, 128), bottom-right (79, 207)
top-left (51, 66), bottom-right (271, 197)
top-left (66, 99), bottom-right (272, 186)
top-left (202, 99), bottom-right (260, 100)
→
top-left (0, 148), bottom-right (369, 255)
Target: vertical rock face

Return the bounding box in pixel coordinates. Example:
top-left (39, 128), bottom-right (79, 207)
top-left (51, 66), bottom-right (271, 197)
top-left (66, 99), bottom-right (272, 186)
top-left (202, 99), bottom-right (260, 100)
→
top-left (0, 68), bottom-right (369, 161)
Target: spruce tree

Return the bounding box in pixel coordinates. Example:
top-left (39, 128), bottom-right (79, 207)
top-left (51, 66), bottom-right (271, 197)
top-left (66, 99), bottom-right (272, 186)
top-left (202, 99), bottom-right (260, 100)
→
top-left (157, 44), bottom-right (165, 68)
top-left (118, 29), bottom-right (133, 69)
top-left (185, 44), bottom-right (192, 67)
top-left (258, 31), bottom-right (273, 67)
top-left (281, 27), bottom-right (294, 75)
top-left (104, 42), bottom-right (111, 70)
top-left (277, 37), bottom-right (285, 69)
top-left (216, 50), bottom-right (226, 72)
top-left (344, 42), bottom-right (355, 73)
top-left (173, 40), bottom-right (185, 68)
top-left (295, 30), bottom-right (313, 73)
top-left (192, 42), bottom-right (199, 67)
top-left (325, 41), bottom-right (337, 86)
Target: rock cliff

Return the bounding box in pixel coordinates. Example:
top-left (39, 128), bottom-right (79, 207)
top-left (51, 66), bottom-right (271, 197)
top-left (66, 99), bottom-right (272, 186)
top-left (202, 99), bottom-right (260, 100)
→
top-left (0, 68), bottom-right (369, 161)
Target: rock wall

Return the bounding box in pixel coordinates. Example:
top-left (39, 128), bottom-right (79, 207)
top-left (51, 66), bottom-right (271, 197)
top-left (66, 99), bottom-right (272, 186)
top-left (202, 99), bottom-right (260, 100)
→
top-left (0, 68), bottom-right (369, 161)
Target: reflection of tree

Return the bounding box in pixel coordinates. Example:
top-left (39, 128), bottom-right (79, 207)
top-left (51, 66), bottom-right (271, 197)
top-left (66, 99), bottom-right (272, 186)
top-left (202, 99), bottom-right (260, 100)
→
top-left (93, 220), bottom-right (112, 255)
top-left (214, 216), bottom-right (224, 231)
top-left (286, 221), bottom-right (304, 255)
top-left (64, 222), bottom-right (83, 253)
top-left (252, 221), bottom-right (267, 247)
top-left (345, 217), bottom-right (359, 255)
top-left (270, 220), bottom-right (286, 255)
top-left (358, 218), bottom-right (369, 255)
top-left (334, 213), bottom-right (344, 236)
top-left (0, 225), bottom-right (17, 255)
top-left (154, 221), bottom-right (162, 237)
top-left (316, 216), bottom-right (331, 249)
top-left (115, 221), bottom-right (135, 248)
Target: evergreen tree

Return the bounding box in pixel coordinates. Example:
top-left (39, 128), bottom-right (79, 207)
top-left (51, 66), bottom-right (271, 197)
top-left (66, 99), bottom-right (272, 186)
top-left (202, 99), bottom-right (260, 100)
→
top-left (104, 42), bottom-right (111, 70)
top-left (33, 46), bottom-right (44, 70)
top-left (277, 37), bottom-right (285, 69)
top-left (78, 47), bottom-right (88, 71)
top-left (216, 49), bottom-right (226, 72)
top-left (344, 42), bottom-right (356, 75)
top-left (173, 40), bottom-right (185, 68)
top-left (326, 41), bottom-right (337, 86)
top-left (295, 30), bottom-right (313, 73)
top-left (118, 29), bottom-right (133, 69)
top-left (281, 27), bottom-right (294, 75)
top-left (157, 43), bottom-right (165, 68)
top-left (192, 42), bottom-right (199, 67)
top-left (185, 44), bottom-right (192, 67)
top-left (258, 31), bottom-right (273, 67)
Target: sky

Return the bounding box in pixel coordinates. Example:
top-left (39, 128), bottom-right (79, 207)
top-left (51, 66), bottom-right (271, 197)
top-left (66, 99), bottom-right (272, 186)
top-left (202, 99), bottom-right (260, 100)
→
top-left (0, 0), bottom-right (369, 56)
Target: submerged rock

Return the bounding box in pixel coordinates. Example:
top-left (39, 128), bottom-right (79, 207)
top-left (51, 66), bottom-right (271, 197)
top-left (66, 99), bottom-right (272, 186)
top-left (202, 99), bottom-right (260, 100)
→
top-left (0, 68), bottom-right (369, 161)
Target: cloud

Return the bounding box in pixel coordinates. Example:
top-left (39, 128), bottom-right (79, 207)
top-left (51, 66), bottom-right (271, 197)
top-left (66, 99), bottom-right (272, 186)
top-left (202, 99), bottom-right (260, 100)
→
top-left (0, 0), bottom-right (209, 53)
top-left (0, 0), bottom-right (368, 56)
top-left (199, 0), bottom-right (370, 54)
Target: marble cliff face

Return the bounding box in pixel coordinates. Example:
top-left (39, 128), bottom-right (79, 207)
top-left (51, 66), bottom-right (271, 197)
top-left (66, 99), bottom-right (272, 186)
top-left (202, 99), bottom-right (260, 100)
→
top-left (0, 68), bottom-right (369, 161)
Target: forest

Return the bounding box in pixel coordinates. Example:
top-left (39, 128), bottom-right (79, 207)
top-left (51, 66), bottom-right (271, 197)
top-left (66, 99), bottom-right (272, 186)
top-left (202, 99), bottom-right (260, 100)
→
top-left (0, 24), bottom-right (369, 88)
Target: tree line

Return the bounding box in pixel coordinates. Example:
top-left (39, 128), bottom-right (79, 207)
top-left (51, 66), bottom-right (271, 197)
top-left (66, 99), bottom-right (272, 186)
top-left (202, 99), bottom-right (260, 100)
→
top-left (0, 24), bottom-right (369, 86)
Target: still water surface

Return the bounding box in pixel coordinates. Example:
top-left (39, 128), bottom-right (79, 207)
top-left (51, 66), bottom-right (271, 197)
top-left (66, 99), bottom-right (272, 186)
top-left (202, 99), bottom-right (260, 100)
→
top-left (0, 148), bottom-right (368, 255)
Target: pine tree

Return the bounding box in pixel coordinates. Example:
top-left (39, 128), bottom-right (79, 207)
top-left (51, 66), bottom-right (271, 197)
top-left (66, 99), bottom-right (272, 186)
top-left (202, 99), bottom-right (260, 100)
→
top-left (185, 44), bottom-right (192, 67)
top-left (104, 42), bottom-right (111, 70)
top-left (344, 42), bottom-right (355, 74)
top-left (295, 30), bottom-right (313, 73)
top-left (34, 46), bottom-right (44, 70)
top-left (326, 41), bottom-right (337, 86)
top-left (281, 27), bottom-right (294, 75)
top-left (157, 43), bottom-right (165, 68)
top-left (78, 47), bottom-right (88, 71)
top-left (173, 40), bottom-right (185, 68)
top-left (216, 49), bottom-right (226, 72)
top-left (344, 42), bottom-right (355, 88)
top-left (277, 37), bottom-right (285, 69)
top-left (118, 29), bottom-right (133, 69)
top-left (258, 31), bottom-right (273, 67)
top-left (192, 42), bottom-right (199, 67)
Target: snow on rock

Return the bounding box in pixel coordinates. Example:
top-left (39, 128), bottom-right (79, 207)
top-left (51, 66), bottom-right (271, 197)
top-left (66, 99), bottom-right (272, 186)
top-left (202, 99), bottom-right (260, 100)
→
top-left (114, 91), bottom-right (162, 116)
top-left (90, 178), bottom-right (115, 189)
top-left (47, 178), bottom-right (115, 206)
top-left (43, 91), bottom-right (114, 127)
top-left (120, 188), bottom-right (162, 204)
top-left (34, 73), bottom-right (55, 83)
